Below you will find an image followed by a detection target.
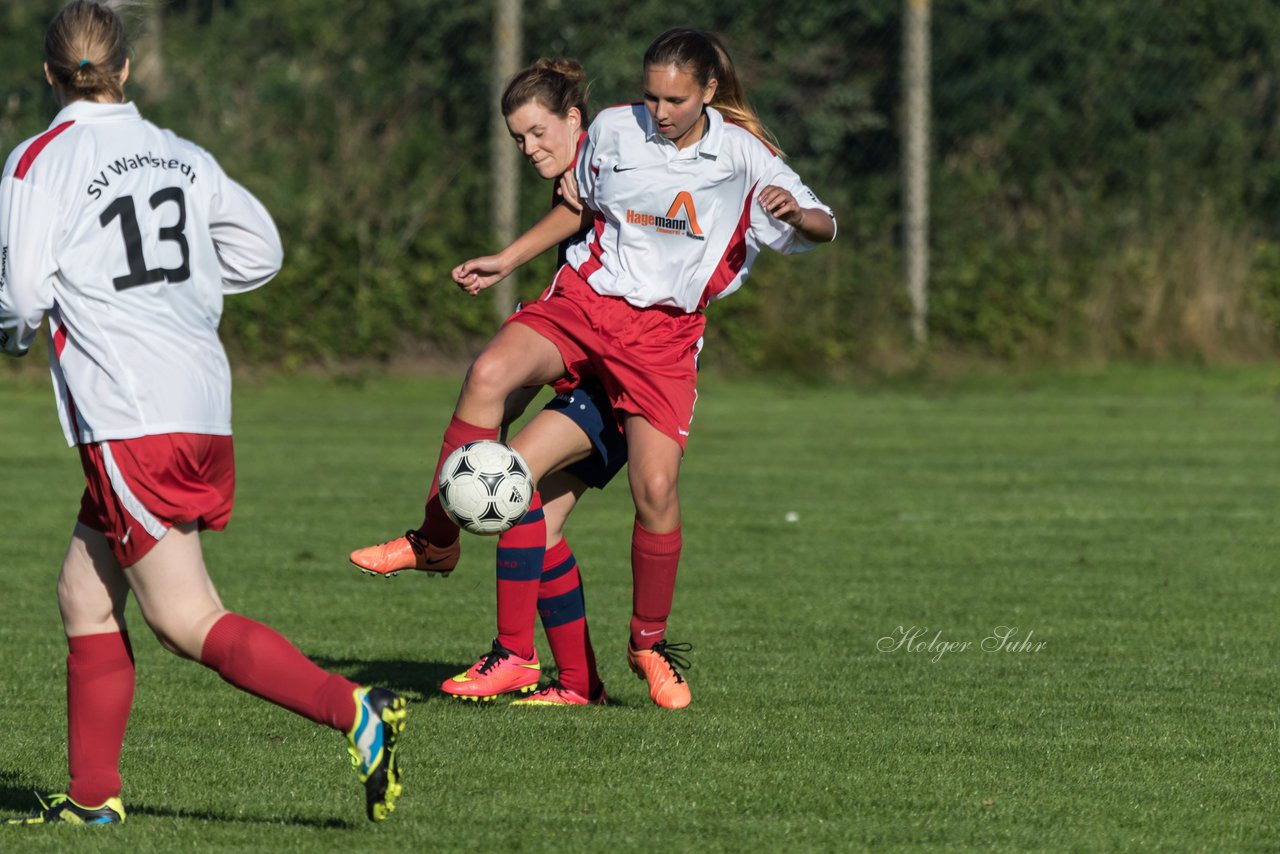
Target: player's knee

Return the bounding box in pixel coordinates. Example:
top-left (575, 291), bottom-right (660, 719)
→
top-left (142, 611), bottom-right (214, 661)
top-left (147, 627), bottom-right (189, 659)
top-left (632, 470), bottom-right (679, 517)
top-left (465, 351), bottom-right (520, 403)
top-left (57, 573), bottom-right (113, 630)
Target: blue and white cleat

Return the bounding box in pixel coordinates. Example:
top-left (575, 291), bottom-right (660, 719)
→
top-left (346, 686), bottom-right (408, 821)
top-left (5, 793), bottom-right (125, 825)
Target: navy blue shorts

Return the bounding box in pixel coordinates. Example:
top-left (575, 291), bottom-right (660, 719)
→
top-left (543, 380), bottom-right (628, 490)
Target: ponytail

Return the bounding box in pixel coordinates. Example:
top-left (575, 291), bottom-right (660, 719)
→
top-left (705, 36), bottom-right (783, 157)
top-left (44, 0), bottom-right (132, 103)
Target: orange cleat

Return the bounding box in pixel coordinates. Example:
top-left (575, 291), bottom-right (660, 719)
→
top-left (627, 639), bottom-right (692, 709)
top-left (441, 639), bottom-right (541, 701)
top-left (349, 530), bottom-right (460, 578)
top-left (510, 681), bottom-right (609, 707)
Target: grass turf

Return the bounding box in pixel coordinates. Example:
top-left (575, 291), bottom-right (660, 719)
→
top-left (1, 366), bottom-right (1278, 851)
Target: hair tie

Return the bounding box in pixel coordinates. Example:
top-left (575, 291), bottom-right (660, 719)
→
top-left (78, 59), bottom-right (91, 68)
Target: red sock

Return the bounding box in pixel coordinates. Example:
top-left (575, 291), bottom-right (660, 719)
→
top-left (537, 537), bottom-right (600, 698)
top-left (494, 492), bottom-right (545, 659)
top-left (630, 521), bottom-right (682, 649)
top-left (419, 415), bottom-right (500, 543)
top-left (200, 614), bottom-right (358, 733)
top-left (66, 632), bottom-right (135, 807)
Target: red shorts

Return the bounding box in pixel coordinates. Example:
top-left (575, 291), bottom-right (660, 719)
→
top-left (76, 433), bottom-right (236, 567)
top-left (510, 265), bottom-right (705, 449)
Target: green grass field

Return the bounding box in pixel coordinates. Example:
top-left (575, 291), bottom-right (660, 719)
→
top-left (2, 366), bottom-right (1278, 851)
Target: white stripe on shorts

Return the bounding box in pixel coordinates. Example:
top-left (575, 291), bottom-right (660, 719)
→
top-left (542, 265), bottom-right (569, 300)
top-left (101, 442), bottom-right (168, 541)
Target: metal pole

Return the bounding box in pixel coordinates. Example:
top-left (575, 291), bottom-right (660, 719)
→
top-left (491, 0), bottom-right (522, 322)
top-left (903, 0), bottom-right (931, 347)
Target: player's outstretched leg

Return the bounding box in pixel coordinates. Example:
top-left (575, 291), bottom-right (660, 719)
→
top-left (5, 794), bottom-right (126, 826)
top-left (125, 526), bottom-right (413, 823)
top-left (347, 686), bottom-right (409, 822)
top-left (349, 529), bottom-right (461, 578)
top-left (351, 324), bottom-right (567, 579)
top-left (349, 414), bottom-right (498, 578)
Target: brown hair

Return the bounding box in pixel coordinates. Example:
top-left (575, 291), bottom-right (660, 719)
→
top-left (501, 57), bottom-right (590, 124)
top-left (44, 0), bottom-right (131, 104)
top-left (643, 28), bottom-right (783, 157)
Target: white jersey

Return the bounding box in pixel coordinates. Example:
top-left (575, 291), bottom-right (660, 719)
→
top-left (567, 104), bottom-right (834, 312)
top-left (0, 101), bottom-right (282, 446)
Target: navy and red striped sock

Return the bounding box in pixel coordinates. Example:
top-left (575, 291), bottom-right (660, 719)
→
top-left (494, 492), bottom-right (546, 660)
top-left (66, 631), bottom-right (135, 807)
top-left (200, 613), bottom-right (358, 733)
top-left (537, 537), bottom-right (600, 698)
top-left (419, 415), bottom-right (499, 543)
top-left (629, 521), bottom-right (682, 649)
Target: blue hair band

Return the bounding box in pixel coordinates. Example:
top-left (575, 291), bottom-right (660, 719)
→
top-left (78, 59), bottom-right (91, 68)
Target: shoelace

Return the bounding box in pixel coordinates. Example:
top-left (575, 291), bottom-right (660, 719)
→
top-left (23, 793), bottom-right (70, 819)
top-left (474, 640), bottom-right (513, 675)
top-left (650, 640), bottom-right (693, 683)
top-left (403, 529), bottom-right (426, 553)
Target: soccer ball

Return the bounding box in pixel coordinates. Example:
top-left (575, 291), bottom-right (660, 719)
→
top-left (438, 441), bottom-right (534, 536)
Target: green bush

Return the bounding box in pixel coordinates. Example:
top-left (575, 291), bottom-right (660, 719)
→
top-left (2, 0), bottom-right (1277, 372)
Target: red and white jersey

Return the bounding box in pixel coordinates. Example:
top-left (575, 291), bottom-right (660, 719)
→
top-left (567, 104), bottom-right (833, 312)
top-left (0, 101), bottom-right (282, 446)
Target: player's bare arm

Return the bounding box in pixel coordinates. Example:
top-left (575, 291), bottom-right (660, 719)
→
top-left (452, 202), bottom-right (592, 295)
top-left (758, 184), bottom-right (836, 243)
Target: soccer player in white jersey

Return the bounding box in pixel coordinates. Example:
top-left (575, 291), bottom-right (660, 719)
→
top-left (374, 28), bottom-right (835, 710)
top-left (1, 1), bottom-right (406, 825)
top-left (353, 59), bottom-right (618, 707)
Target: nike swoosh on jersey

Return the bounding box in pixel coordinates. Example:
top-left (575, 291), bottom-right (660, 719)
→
top-left (612, 164), bottom-right (639, 172)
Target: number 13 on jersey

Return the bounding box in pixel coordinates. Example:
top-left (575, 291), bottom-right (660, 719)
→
top-left (99, 187), bottom-right (190, 291)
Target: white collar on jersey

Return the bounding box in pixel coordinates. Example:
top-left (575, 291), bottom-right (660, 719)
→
top-left (642, 103), bottom-right (725, 159)
top-left (49, 100), bottom-right (142, 129)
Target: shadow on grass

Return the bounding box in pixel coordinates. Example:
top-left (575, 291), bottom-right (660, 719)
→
top-left (311, 656), bottom-right (636, 708)
top-left (0, 771), bottom-right (46, 814)
top-left (0, 772), bottom-right (359, 829)
top-left (310, 656), bottom-right (462, 700)
top-left (128, 803), bottom-right (358, 829)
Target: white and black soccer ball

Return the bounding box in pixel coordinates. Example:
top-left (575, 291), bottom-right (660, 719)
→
top-left (438, 441), bottom-right (533, 536)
